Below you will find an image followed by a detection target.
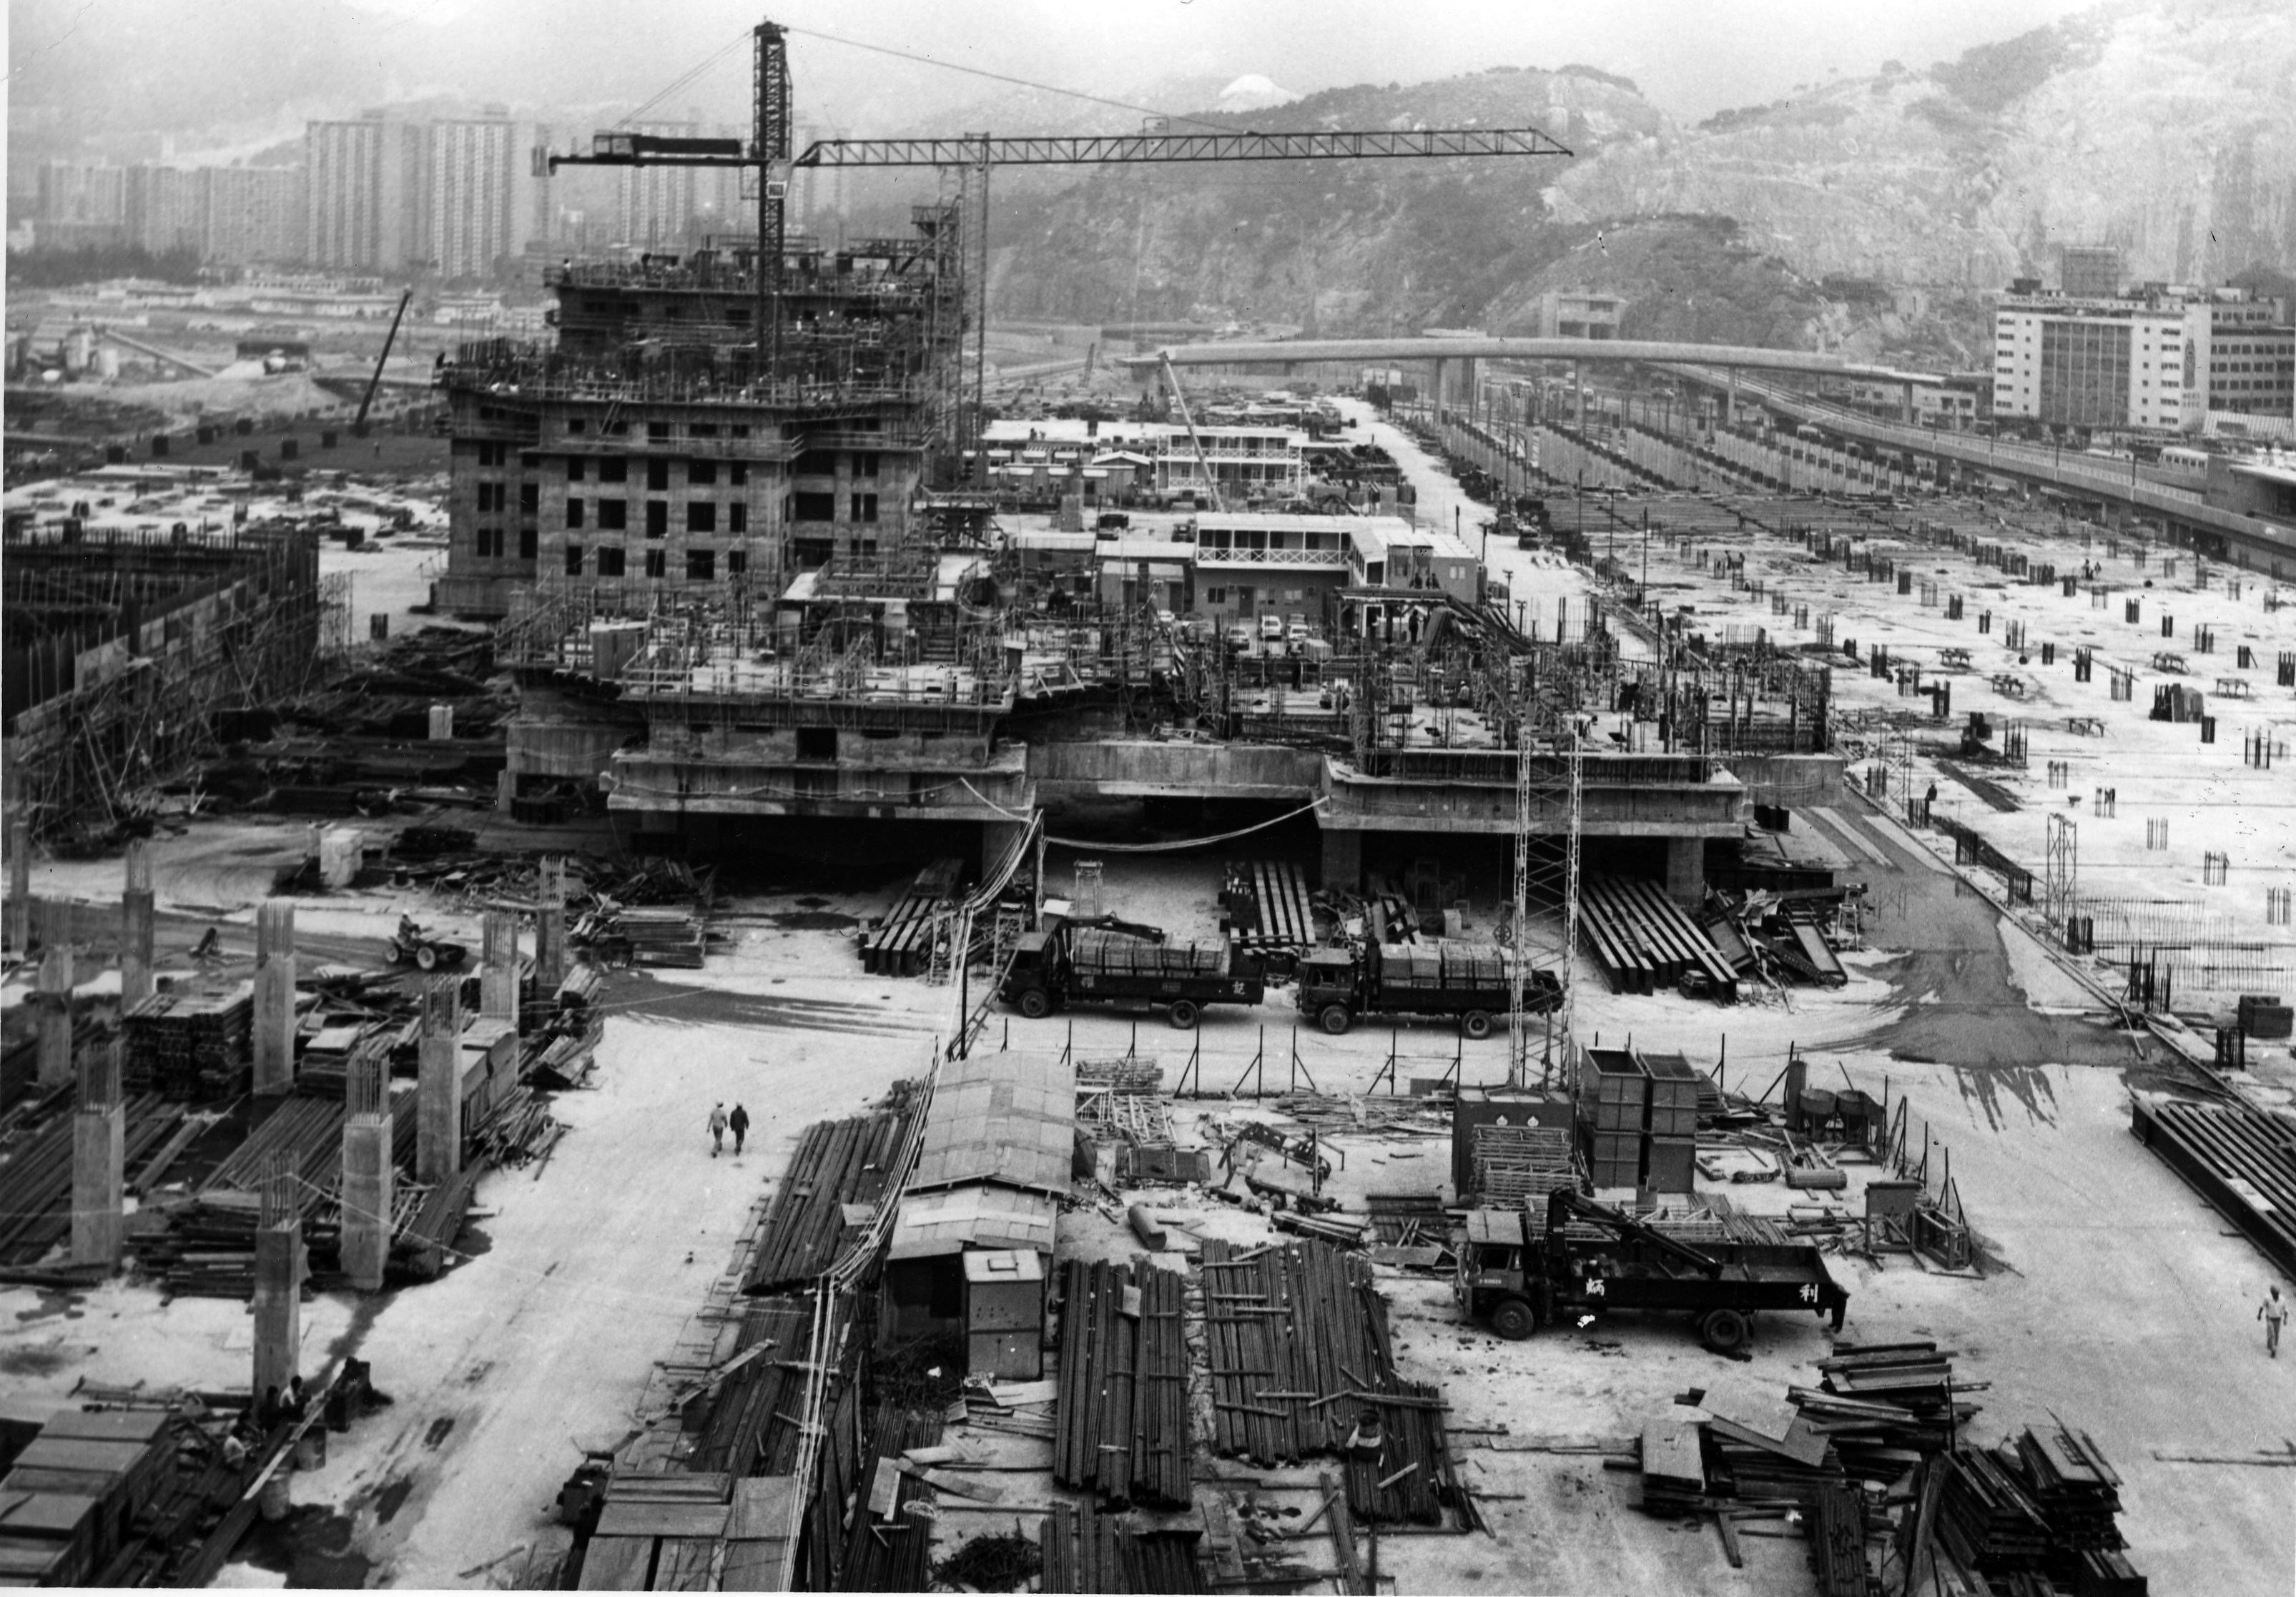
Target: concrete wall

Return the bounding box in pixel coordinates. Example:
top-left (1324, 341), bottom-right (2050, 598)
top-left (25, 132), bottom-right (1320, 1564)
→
top-left (1028, 739), bottom-right (1323, 801)
top-left (1720, 753), bottom-right (1847, 811)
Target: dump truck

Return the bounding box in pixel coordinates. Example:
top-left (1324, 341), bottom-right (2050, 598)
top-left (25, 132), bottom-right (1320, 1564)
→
top-left (1295, 939), bottom-right (1556, 1039)
top-left (1456, 1188), bottom-right (1848, 1352)
top-left (1001, 921), bottom-right (1263, 1029)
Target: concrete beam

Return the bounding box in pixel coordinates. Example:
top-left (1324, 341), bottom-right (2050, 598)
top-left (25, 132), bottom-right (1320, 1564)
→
top-left (340, 1114), bottom-right (393, 1292)
top-left (36, 945), bottom-right (73, 1091)
top-left (480, 911), bottom-right (519, 1026)
top-left (253, 901), bottom-right (296, 1097)
top-left (535, 856), bottom-right (567, 990)
top-left (72, 1043), bottom-right (125, 1271)
top-left (4, 813), bottom-right (28, 956)
top-left (418, 980), bottom-right (462, 1185)
top-left (121, 841), bottom-right (154, 1009)
top-left (252, 1223), bottom-right (305, 1403)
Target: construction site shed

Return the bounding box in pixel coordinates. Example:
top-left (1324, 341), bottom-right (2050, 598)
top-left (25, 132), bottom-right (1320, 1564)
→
top-left (882, 1049), bottom-right (1074, 1355)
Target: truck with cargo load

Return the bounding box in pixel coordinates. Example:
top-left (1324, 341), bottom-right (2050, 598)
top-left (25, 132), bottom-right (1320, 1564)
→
top-left (1295, 939), bottom-right (1558, 1039)
top-left (1456, 1188), bottom-right (1848, 1352)
top-left (1000, 921), bottom-right (1264, 1029)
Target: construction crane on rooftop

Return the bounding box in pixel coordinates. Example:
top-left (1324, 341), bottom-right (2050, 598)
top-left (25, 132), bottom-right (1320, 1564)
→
top-left (547, 16), bottom-right (1571, 475)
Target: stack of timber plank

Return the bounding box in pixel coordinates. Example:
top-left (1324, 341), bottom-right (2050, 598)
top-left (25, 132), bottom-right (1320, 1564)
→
top-left (861, 858), bottom-right (965, 975)
top-left (1471, 1123), bottom-right (1578, 1204)
top-left (1577, 878), bottom-right (1738, 999)
top-left (124, 984), bottom-right (254, 1099)
top-left (613, 905), bottom-right (708, 969)
top-left (686, 1299), bottom-right (820, 1477)
top-left (1808, 1480), bottom-right (1868, 1596)
top-left (739, 1111), bottom-right (911, 1295)
top-left (1076, 1057), bottom-right (1166, 1096)
top-left (1198, 1238), bottom-right (1467, 1526)
top-left (840, 1404), bottom-right (942, 1592)
top-left (1040, 1501), bottom-right (1208, 1594)
top-left (1221, 858), bottom-right (1316, 969)
top-left (577, 1472), bottom-right (735, 1592)
top-left (1053, 1258), bottom-right (1190, 1508)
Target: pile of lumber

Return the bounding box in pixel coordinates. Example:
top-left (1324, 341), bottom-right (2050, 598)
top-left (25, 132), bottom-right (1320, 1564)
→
top-left (1577, 877), bottom-right (1738, 999)
top-left (123, 985), bottom-right (254, 1100)
top-left (860, 859), bottom-right (965, 975)
top-left (1053, 1259), bottom-right (1190, 1508)
top-left (1221, 858), bottom-right (1316, 969)
top-left (1198, 1238), bottom-right (1468, 1526)
top-left (1040, 1502), bottom-right (1206, 1595)
top-left (1932, 1429), bottom-right (2142, 1591)
top-left (0, 1094), bottom-right (182, 1268)
top-left (841, 1404), bottom-right (942, 1592)
top-left (612, 905), bottom-right (709, 969)
top-left (686, 1300), bottom-right (819, 1475)
top-left (739, 1111), bottom-right (911, 1295)
top-left (465, 1084), bottom-right (563, 1170)
top-left (520, 1014), bottom-right (602, 1090)
top-left (1269, 1094), bottom-right (1451, 1135)
top-left (1472, 1123), bottom-right (1577, 1204)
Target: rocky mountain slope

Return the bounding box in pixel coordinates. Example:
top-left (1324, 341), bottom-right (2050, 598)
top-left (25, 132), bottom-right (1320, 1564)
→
top-left (987, 0), bottom-right (2296, 358)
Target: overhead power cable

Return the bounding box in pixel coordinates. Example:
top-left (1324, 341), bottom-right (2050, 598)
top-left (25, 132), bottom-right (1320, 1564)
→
top-left (783, 24), bottom-right (1227, 134)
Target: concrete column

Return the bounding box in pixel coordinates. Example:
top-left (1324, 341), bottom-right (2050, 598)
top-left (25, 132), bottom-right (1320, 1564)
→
top-left (252, 1223), bottom-right (305, 1404)
top-left (71, 1041), bottom-right (125, 1270)
top-left (534, 857), bottom-right (567, 991)
top-left (1663, 836), bottom-right (1704, 906)
top-left (340, 1114), bottom-right (394, 1292)
top-left (480, 911), bottom-right (519, 1026)
top-left (121, 841), bottom-right (154, 1009)
top-left (4, 813), bottom-right (29, 956)
top-left (36, 945), bottom-right (74, 1091)
top-left (253, 901), bottom-right (297, 1097)
top-left (1319, 828), bottom-right (1364, 896)
top-left (417, 980), bottom-right (463, 1185)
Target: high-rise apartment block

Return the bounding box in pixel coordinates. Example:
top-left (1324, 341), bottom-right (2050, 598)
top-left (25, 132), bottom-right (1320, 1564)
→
top-left (305, 117), bottom-right (426, 271)
top-left (426, 114), bottom-right (548, 280)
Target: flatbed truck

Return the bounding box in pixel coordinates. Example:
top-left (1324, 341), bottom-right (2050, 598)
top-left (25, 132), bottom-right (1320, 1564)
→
top-left (1001, 921), bottom-right (1263, 1029)
top-left (1457, 1188), bottom-right (1848, 1352)
top-left (1295, 941), bottom-right (1557, 1039)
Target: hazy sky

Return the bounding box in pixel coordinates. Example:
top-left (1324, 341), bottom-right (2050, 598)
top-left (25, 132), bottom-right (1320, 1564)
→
top-left (9, 0), bottom-right (2110, 154)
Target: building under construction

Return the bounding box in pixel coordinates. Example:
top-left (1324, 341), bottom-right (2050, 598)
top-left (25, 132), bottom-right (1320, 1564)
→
top-left (1, 519), bottom-right (325, 845)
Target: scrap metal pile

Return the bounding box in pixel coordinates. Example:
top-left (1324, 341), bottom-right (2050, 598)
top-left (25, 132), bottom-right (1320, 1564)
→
top-left (200, 627), bottom-right (514, 819)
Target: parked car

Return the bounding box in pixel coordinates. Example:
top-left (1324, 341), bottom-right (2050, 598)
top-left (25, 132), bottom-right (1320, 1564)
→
top-left (1224, 623), bottom-right (1254, 650)
top-left (1258, 613), bottom-right (1286, 641)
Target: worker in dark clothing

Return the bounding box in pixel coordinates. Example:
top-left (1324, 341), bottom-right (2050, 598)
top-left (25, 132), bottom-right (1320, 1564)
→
top-left (729, 1104), bottom-right (750, 1155)
top-left (286, 1376), bottom-right (307, 1422)
top-left (259, 1386), bottom-right (284, 1431)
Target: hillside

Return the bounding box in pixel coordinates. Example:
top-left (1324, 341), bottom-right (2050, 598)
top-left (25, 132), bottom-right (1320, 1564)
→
top-left (986, 0), bottom-right (2296, 359)
top-left (1553, 0), bottom-right (2296, 289)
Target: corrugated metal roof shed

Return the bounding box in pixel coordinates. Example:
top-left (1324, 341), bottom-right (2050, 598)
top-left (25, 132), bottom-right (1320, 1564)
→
top-left (907, 1050), bottom-right (1075, 1197)
top-left (890, 1184), bottom-right (1060, 1260)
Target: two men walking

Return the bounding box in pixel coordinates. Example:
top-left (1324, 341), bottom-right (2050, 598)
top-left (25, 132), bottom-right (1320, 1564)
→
top-left (708, 1102), bottom-right (751, 1157)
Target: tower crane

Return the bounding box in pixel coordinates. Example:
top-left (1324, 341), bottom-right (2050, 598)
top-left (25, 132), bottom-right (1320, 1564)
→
top-left (547, 17), bottom-right (1571, 474)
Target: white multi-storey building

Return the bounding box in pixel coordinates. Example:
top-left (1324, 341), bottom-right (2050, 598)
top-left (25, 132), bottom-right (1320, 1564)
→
top-left (1994, 285), bottom-right (2291, 435)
